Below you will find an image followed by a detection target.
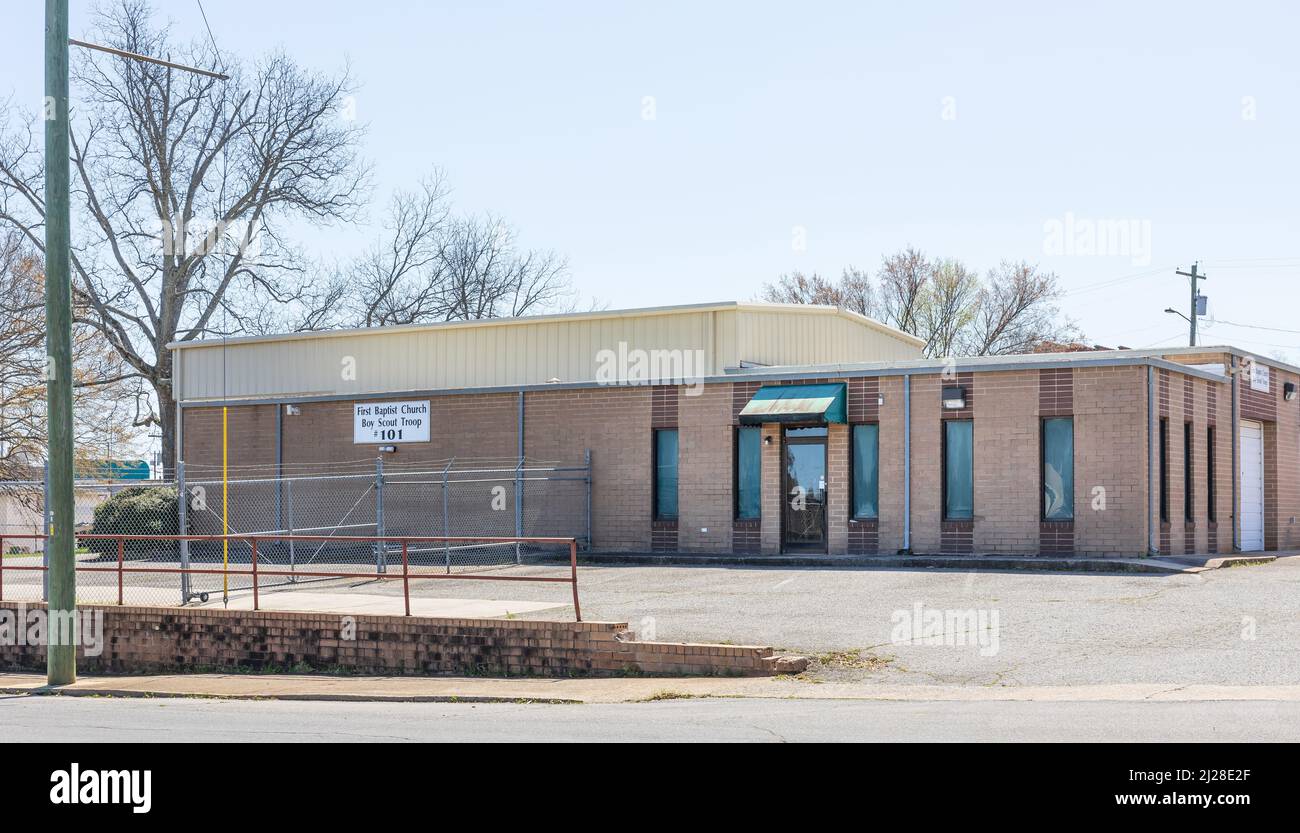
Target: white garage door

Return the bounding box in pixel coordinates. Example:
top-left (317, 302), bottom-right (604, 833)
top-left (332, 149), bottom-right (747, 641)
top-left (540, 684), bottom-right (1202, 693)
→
top-left (1239, 420), bottom-right (1265, 552)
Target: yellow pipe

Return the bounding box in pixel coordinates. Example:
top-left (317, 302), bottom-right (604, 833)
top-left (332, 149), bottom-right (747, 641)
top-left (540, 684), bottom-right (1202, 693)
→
top-left (222, 406), bottom-right (229, 599)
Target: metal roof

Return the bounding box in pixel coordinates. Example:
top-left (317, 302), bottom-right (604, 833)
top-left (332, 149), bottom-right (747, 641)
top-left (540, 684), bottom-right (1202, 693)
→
top-left (170, 301), bottom-right (928, 403)
top-left (167, 301), bottom-right (925, 351)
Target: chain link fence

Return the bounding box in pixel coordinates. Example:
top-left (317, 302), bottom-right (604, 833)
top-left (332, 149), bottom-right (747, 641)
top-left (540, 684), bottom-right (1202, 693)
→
top-left (0, 455), bottom-right (591, 607)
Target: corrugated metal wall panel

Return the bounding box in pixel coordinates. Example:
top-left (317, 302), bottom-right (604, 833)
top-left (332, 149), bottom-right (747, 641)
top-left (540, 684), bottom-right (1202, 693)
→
top-left (176, 305), bottom-right (922, 401)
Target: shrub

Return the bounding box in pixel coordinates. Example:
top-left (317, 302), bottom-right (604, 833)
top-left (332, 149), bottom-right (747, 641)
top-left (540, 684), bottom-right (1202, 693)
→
top-left (89, 486), bottom-right (180, 558)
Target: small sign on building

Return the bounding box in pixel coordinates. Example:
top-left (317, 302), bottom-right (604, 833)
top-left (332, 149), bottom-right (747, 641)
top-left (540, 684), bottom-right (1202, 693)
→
top-left (353, 400), bottom-right (431, 444)
top-left (1250, 362), bottom-right (1270, 393)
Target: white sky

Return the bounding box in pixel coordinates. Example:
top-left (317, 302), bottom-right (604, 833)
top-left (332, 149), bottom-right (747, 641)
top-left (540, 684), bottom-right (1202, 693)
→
top-left (5, 0), bottom-right (1299, 367)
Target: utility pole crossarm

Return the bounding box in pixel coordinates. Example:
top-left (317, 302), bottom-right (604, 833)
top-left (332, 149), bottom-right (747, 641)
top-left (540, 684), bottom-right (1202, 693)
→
top-left (69, 38), bottom-right (230, 80)
top-left (1174, 263), bottom-right (1208, 347)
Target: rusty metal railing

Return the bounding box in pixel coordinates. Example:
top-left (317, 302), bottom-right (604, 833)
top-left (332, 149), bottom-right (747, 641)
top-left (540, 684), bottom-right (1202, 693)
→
top-left (0, 533), bottom-right (581, 621)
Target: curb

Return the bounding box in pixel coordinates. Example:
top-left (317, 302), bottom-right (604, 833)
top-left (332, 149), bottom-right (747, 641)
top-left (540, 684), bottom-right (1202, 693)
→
top-left (0, 685), bottom-right (583, 705)
top-left (538, 553), bottom-right (1210, 574)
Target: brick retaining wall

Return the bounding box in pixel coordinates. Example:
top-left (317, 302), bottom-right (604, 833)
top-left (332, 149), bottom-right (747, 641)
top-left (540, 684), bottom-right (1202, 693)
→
top-left (0, 603), bottom-right (781, 677)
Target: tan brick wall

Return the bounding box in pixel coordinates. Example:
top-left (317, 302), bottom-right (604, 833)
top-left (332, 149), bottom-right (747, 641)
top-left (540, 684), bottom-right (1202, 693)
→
top-left (972, 371), bottom-right (1039, 552)
top-left (178, 361), bottom-right (1268, 558)
top-left (827, 422), bottom-right (849, 554)
top-left (1275, 368), bottom-right (1300, 550)
top-left (1074, 366), bottom-right (1149, 555)
top-left (677, 384), bottom-right (733, 552)
top-left (524, 386), bottom-right (652, 551)
top-left (906, 375), bottom-right (943, 553)
top-left (876, 376), bottom-right (907, 554)
top-left (0, 602), bottom-right (779, 677)
top-left (760, 422), bottom-right (782, 554)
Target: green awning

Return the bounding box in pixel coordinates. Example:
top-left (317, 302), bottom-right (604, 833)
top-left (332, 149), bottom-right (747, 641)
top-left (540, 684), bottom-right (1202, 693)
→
top-left (738, 383), bottom-right (847, 425)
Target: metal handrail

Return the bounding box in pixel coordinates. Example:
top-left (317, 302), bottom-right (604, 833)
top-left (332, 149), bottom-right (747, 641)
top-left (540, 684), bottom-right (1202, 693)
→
top-left (0, 533), bottom-right (581, 621)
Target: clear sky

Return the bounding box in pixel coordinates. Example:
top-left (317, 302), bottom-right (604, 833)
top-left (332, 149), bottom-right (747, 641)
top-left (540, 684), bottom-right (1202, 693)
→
top-left (6, 0), bottom-right (1300, 361)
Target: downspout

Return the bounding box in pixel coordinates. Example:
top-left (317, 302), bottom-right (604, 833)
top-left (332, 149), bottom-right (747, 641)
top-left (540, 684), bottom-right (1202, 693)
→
top-left (902, 373), bottom-right (912, 554)
top-left (173, 346), bottom-right (183, 481)
top-left (274, 399), bottom-right (283, 536)
top-left (1230, 355), bottom-right (1240, 552)
top-left (515, 389), bottom-right (525, 562)
top-left (1146, 365), bottom-right (1157, 554)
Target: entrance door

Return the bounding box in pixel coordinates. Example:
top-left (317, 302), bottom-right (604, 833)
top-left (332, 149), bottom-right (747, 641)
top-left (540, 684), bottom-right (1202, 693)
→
top-left (782, 427), bottom-right (827, 552)
top-left (1240, 420), bottom-right (1265, 551)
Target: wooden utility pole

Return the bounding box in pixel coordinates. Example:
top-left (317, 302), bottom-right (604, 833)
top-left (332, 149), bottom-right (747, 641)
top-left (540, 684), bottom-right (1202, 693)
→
top-left (45, 0), bottom-right (76, 686)
top-left (43, 0), bottom-right (227, 686)
top-left (1174, 263), bottom-right (1208, 347)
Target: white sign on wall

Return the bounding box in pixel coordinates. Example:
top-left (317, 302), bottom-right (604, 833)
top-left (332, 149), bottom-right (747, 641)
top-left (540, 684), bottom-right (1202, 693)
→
top-left (1250, 362), bottom-right (1270, 393)
top-left (353, 401), bottom-right (431, 444)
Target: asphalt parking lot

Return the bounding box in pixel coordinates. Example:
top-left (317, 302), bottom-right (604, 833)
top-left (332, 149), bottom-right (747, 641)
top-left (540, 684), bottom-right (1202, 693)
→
top-left (8, 552), bottom-right (1295, 689)
top-left (385, 556), bottom-right (1300, 688)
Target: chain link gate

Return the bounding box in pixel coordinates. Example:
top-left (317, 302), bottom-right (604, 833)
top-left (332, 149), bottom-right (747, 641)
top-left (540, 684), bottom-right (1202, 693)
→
top-left (0, 454), bottom-right (591, 607)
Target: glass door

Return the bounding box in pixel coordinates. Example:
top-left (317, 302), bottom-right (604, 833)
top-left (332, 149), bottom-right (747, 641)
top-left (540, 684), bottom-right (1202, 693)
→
top-left (782, 427), bottom-right (827, 552)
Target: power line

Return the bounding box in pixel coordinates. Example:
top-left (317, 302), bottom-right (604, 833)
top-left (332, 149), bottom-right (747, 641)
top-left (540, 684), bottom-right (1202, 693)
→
top-left (196, 0), bottom-right (222, 60)
top-left (1061, 264), bottom-right (1170, 298)
top-left (1207, 319), bottom-right (1300, 336)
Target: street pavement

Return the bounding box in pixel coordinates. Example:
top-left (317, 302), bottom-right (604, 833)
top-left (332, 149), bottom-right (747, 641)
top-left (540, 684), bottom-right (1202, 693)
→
top-left (3, 695), bottom-right (1297, 742)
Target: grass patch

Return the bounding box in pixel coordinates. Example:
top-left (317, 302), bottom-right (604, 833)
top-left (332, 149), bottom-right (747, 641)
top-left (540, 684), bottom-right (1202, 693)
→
top-left (810, 649), bottom-right (892, 671)
top-left (638, 689), bottom-right (705, 702)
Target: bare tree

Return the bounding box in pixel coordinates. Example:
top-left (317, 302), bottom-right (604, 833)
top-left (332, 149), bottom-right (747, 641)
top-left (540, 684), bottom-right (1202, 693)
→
top-left (0, 233), bottom-right (142, 483)
top-left (760, 249), bottom-right (1081, 358)
top-left (436, 215), bottom-right (572, 320)
top-left (964, 261), bottom-right (1079, 355)
top-left (328, 171), bottom-right (574, 327)
top-left (345, 173), bottom-right (452, 327)
top-left (875, 248), bottom-right (932, 335)
top-left (916, 259), bottom-right (980, 357)
top-left (761, 267), bottom-right (875, 316)
top-left (0, 0), bottom-right (368, 474)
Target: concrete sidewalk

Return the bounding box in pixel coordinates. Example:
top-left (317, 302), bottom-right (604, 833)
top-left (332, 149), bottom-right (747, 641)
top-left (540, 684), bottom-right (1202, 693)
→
top-left (3, 672), bottom-right (1300, 704)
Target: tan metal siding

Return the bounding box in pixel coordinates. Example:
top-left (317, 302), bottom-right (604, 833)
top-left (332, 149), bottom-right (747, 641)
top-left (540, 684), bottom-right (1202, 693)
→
top-left (176, 304), bottom-right (922, 402)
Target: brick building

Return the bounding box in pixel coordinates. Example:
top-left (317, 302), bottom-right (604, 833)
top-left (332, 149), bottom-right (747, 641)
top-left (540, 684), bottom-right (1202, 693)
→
top-left (170, 302), bottom-right (1300, 557)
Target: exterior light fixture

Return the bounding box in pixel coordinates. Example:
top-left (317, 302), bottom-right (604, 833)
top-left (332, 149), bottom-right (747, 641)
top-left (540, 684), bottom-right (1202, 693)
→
top-left (942, 386), bottom-right (966, 410)
top-left (284, 404), bottom-right (301, 416)
top-left (764, 435), bottom-right (773, 446)
top-left (877, 393), bottom-right (885, 406)
top-left (1285, 382), bottom-right (1297, 402)
top-left (378, 445), bottom-right (398, 453)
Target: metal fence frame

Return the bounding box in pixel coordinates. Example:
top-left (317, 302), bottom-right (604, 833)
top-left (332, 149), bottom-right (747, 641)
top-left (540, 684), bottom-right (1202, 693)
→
top-left (0, 454), bottom-right (592, 606)
top-left (0, 533), bottom-right (582, 621)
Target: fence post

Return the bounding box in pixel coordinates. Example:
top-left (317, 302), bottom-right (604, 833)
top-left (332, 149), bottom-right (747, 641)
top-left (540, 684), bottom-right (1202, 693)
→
top-left (402, 540), bottom-right (410, 617)
top-left (1, 535), bottom-right (5, 601)
top-left (585, 448), bottom-right (593, 551)
top-left (286, 478), bottom-right (296, 582)
top-left (514, 456), bottom-right (524, 565)
top-left (442, 459), bottom-right (453, 573)
top-left (570, 539), bottom-right (581, 622)
top-left (42, 461), bottom-right (50, 601)
top-left (374, 456), bottom-right (386, 574)
top-left (251, 537), bottom-right (259, 611)
top-left (177, 460), bottom-right (190, 604)
top-left (117, 537), bottom-right (125, 606)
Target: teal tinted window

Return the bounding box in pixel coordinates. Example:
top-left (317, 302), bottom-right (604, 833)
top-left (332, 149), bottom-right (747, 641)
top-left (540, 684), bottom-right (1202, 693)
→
top-left (852, 424), bottom-right (879, 519)
top-left (1042, 418), bottom-right (1074, 520)
top-left (735, 427), bottom-right (761, 520)
top-left (943, 420), bottom-right (973, 520)
top-left (654, 429), bottom-right (679, 520)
